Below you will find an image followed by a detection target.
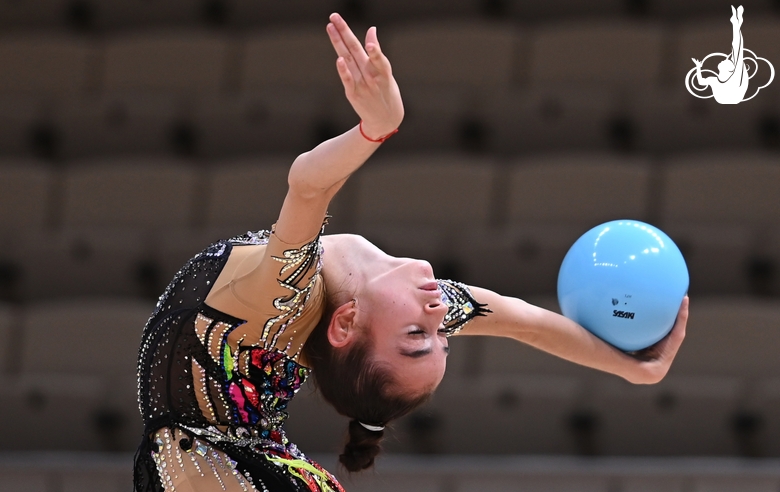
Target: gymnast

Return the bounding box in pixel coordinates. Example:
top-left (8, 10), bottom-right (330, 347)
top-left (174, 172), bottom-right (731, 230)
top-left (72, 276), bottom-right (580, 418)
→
top-left (134, 13), bottom-right (690, 492)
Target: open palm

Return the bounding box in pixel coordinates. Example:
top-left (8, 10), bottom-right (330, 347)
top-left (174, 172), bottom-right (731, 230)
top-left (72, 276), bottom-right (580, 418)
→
top-left (326, 13), bottom-right (404, 140)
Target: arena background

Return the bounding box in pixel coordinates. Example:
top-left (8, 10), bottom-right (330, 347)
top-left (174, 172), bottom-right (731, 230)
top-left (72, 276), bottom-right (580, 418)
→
top-left (1, 0), bottom-right (780, 490)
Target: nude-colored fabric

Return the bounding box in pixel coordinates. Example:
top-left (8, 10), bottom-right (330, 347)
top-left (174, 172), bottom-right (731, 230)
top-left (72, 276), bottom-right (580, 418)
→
top-left (204, 229), bottom-right (325, 366)
top-left (152, 230), bottom-right (326, 491)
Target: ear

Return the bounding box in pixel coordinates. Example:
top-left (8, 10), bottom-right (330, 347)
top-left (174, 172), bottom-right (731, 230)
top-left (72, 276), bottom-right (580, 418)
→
top-left (327, 301), bottom-right (359, 348)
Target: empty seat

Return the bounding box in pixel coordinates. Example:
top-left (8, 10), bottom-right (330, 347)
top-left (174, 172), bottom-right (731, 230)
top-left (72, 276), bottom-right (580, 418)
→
top-left (192, 92), bottom-right (325, 157)
top-left (0, 96), bottom-right (47, 157)
top-left (765, 227), bottom-right (780, 296)
top-left (0, 471), bottom-right (47, 492)
top-left (354, 154), bottom-right (495, 229)
top-left (13, 227), bottom-right (149, 300)
top-left (98, 0), bottom-right (203, 28)
top-left (153, 227), bottom-right (235, 287)
top-left (692, 478), bottom-right (780, 492)
top-left (661, 153), bottom-right (780, 226)
top-left (61, 471), bottom-right (133, 492)
top-left (621, 478), bottom-right (687, 492)
top-left (344, 474), bottom-right (441, 492)
top-left (427, 373), bottom-right (582, 454)
top-left (627, 87), bottom-right (764, 153)
top-left (0, 0), bottom-right (70, 29)
top-left (21, 297), bottom-right (151, 378)
top-left (508, 0), bottom-right (627, 21)
top-left (103, 31), bottom-right (231, 93)
top-left (458, 476), bottom-right (610, 492)
top-left (62, 158), bottom-right (198, 228)
top-left (588, 375), bottom-right (741, 455)
top-left (529, 22), bottom-right (666, 87)
top-left (204, 158), bottom-right (292, 230)
top-left (364, 0), bottom-right (483, 22)
top-left (480, 88), bottom-right (621, 154)
top-left (454, 225), bottom-right (583, 296)
top-left (0, 373), bottom-right (107, 451)
top-left (55, 93), bottom-right (184, 158)
top-left (662, 223), bottom-right (753, 295)
top-left (228, 0), bottom-right (342, 26)
top-left (201, 154), bottom-right (354, 232)
top-left (0, 35), bottom-right (93, 93)
top-left (241, 27), bottom-right (341, 91)
top-left (656, 1), bottom-right (773, 25)
top-left (669, 298), bottom-right (780, 379)
top-left (0, 305), bottom-right (13, 372)
top-left (755, 377), bottom-right (780, 456)
top-left (381, 87), bottom-right (473, 153)
top-left (8, 298), bottom-right (151, 450)
top-left (0, 160), bottom-right (53, 230)
top-left (386, 22), bottom-right (521, 88)
top-left (507, 153), bottom-right (652, 226)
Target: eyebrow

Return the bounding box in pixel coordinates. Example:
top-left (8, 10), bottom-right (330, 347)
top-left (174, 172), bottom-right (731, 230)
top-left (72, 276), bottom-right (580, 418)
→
top-left (400, 346), bottom-right (450, 358)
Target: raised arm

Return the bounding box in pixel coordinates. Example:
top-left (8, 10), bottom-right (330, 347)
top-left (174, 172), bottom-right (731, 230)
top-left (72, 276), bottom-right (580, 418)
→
top-left (692, 58), bottom-right (710, 87)
top-left (275, 13), bottom-right (404, 244)
top-left (457, 286), bottom-right (689, 385)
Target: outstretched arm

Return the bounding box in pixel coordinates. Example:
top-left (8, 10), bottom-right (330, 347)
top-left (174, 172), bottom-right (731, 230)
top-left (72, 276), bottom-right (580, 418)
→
top-left (275, 13), bottom-right (404, 244)
top-left (692, 58), bottom-right (710, 87)
top-left (456, 286), bottom-right (689, 385)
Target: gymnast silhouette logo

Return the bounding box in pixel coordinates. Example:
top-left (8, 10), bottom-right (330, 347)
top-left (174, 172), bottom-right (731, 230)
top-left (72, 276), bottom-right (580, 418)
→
top-left (685, 5), bottom-right (774, 104)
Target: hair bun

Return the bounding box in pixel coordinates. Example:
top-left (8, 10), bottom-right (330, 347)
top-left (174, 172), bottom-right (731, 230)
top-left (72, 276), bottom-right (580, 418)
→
top-left (339, 420), bottom-right (384, 472)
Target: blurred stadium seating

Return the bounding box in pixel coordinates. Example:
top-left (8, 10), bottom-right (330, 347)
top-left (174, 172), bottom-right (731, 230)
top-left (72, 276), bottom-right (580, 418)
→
top-left (0, 1), bottom-right (779, 489)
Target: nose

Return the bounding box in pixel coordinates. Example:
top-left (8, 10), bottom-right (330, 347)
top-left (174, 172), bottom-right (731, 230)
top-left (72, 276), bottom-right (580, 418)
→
top-left (424, 296), bottom-right (448, 318)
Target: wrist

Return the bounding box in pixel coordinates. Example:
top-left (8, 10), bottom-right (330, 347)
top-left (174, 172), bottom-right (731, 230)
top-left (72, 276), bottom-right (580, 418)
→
top-left (358, 120), bottom-right (399, 143)
top-left (623, 360), bottom-right (665, 385)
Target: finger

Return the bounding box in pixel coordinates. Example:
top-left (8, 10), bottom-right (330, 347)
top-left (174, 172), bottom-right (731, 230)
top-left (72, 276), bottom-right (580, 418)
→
top-left (335, 56), bottom-right (356, 95)
top-left (365, 27), bottom-right (393, 77)
top-left (365, 25), bottom-right (378, 47)
top-left (677, 296), bottom-right (689, 335)
top-left (665, 296), bottom-right (689, 352)
top-left (327, 22), bottom-right (364, 84)
top-left (329, 13), bottom-right (370, 68)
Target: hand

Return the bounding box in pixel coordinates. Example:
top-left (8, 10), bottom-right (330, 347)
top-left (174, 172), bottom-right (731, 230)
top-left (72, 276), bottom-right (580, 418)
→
top-left (326, 13), bottom-right (404, 139)
top-left (692, 58), bottom-right (702, 67)
top-left (625, 296), bottom-right (689, 384)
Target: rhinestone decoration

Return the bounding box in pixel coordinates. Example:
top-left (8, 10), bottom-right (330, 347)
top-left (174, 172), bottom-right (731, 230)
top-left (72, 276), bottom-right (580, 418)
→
top-left (438, 279), bottom-right (493, 336)
top-left (135, 222), bottom-right (344, 492)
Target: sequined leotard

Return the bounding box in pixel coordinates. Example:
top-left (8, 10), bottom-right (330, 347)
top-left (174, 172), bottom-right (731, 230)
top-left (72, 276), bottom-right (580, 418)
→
top-left (134, 223), bottom-right (489, 492)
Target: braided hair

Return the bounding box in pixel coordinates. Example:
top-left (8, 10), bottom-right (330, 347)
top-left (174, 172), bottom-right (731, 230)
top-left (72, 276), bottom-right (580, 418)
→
top-left (302, 300), bottom-right (432, 471)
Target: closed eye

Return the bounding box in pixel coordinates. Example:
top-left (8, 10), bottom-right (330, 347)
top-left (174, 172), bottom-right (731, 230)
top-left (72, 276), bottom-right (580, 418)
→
top-left (400, 345), bottom-right (450, 358)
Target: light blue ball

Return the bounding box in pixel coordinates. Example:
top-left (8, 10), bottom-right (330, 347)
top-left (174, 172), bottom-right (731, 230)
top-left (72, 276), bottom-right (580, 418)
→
top-left (557, 220), bottom-right (689, 351)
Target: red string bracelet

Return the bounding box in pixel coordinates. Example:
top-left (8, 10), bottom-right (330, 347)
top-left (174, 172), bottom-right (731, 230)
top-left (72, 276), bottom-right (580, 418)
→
top-left (359, 120), bottom-right (399, 143)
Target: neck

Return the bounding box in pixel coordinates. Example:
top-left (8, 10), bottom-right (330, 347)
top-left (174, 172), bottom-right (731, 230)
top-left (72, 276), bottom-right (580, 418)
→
top-left (320, 234), bottom-right (399, 305)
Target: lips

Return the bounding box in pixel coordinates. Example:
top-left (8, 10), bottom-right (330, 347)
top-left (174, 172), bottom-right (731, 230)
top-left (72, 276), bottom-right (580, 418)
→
top-left (420, 281), bottom-right (439, 291)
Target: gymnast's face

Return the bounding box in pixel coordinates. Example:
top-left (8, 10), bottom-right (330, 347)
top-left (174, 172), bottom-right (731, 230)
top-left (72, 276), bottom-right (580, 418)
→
top-left (360, 258), bottom-right (450, 397)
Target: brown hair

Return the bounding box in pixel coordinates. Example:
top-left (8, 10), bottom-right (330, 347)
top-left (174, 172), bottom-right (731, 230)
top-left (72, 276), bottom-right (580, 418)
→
top-left (302, 301), bottom-right (432, 472)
